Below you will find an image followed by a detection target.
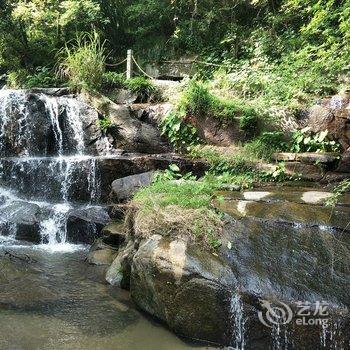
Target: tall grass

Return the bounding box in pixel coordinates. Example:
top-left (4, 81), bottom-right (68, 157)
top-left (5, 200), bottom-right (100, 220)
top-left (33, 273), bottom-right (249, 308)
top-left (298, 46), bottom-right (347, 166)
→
top-left (57, 32), bottom-right (106, 90)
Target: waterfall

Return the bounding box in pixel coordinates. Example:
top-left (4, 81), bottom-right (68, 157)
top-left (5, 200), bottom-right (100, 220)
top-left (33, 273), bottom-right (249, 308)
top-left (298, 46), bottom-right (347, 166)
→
top-left (0, 90), bottom-right (111, 251)
top-left (229, 294), bottom-right (246, 350)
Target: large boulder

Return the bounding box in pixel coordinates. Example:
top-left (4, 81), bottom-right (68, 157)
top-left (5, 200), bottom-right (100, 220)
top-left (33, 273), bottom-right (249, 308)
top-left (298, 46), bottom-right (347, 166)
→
top-left (107, 186), bottom-right (350, 348)
top-left (67, 206), bottom-right (111, 244)
top-left (130, 235), bottom-right (235, 344)
top-left (78, 91), bottom-right (171, 154)
top-left (111, 172), bottom-right (154, 202)
top-left (0, 201), bottom-right (42, 243)
top-left (304, 93), bottom-right (350, 151)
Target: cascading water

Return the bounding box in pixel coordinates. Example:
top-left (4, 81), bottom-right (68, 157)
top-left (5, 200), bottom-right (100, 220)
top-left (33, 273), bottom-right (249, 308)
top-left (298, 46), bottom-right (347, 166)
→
top-left (0, 89), bottom-right (109, 251)
top-left (228, 294), bottom-right (246, 350)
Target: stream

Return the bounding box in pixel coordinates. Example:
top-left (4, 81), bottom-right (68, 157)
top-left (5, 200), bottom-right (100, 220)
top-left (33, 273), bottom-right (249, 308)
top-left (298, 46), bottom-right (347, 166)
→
top-left (0, 90), bottom-right (212, 350)
top-left (0, 238), bottom-right (210, 350)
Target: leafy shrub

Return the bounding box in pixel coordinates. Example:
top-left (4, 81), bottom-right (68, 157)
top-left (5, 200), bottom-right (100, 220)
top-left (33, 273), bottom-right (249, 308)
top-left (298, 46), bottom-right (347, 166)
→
top-left (160, 111), bottom-right (201, 152)
top-left (25, 67), bottom-right (64, 88)
top-left (291, 128), bottom-right (340, 153)
top-left (180, 80), bottom-right (260, 129)
top-left (239, 112), bottom-right (260, 137)
top-left (244, 131), bottom-right (287, 160)
top-left (98, 117), bottom-right (111, 132)
top-left (7, 69), bottom-right (28, 88)
top-left (7, 67), bottom-right (64, 88)
top-left (58, 32), bottom-right (106, 91)
top-left (102, 72), bottom-right (126, 90)
top-left (154, 164), bottom-right (195, 182)
top-left (125, 76), bottom-right (159, 102)
top-left (179, 80), bottom-right (213, 117)
top-left (326, 180), bottom-right (350, 207)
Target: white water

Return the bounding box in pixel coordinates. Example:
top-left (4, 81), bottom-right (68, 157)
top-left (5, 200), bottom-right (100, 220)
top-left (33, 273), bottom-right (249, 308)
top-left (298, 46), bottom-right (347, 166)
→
top-left (0, 90), bottom-right (110, 251)
top-left (229, 294), bottom-right (246, 350)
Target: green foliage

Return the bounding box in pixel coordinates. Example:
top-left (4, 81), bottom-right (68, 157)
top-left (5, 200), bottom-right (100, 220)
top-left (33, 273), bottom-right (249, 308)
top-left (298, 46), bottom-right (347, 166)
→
top-left (190, 145), bottom-right (255, 177)
top-left (239, 113), bottom-right (260, 137)
top-left (58, 32), bottom-right (106, 90)
top-left (291, 127), bottom-right (340, 153)
top-left (0, 0), bottom-right (103, 72)
top-left (25, 67), bottom-right (64, 88)
top-left (125, 77), bottom-right (159, 103)
top-left (7, 70), bottom-right (28, 88)
top-left (325, 180), bottom-right (350, 207)
top-left (244, 131), bottom-right (288, 160)
top-left (180, 81), bottom-right (260, 125)
top-left (98, 117), bottom-right (111, 132)
top-left (154, 164), bottom-right (195, 182)
top-left (180, 81), bottom-right (213, 117)
top-left (102, 71), bottom-right (126, 90)
top-left (160, 111), bottom-right (201, 152)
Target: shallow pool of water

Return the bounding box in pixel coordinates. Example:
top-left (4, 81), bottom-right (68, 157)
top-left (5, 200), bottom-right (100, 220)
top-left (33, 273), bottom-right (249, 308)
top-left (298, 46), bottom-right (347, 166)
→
top-left (0, 239), bottom-right (213, 350)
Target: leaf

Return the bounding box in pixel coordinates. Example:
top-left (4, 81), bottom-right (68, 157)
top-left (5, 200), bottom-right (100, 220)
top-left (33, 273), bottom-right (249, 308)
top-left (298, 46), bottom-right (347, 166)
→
top-left (169, 164), bottom-right (180, 172)
top-left (318, 130), bottom-right (328, 142)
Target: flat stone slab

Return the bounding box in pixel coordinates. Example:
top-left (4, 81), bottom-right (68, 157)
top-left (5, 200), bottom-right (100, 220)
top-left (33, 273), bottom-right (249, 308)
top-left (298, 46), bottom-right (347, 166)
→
top-left (215, 187), bottom-right (350, 206)
top-left (215, 198), bottom-right (350, 231)
top-left (295, 152), bottom-right (340, 164)
top-left (272, 152), bottom-right (296, 161)
top-left (284, 162), bottom-right (324, 181)
top-left (272, 152), bottom-right (340, 164)
top-left (214, 186), bottom-right (350, 230)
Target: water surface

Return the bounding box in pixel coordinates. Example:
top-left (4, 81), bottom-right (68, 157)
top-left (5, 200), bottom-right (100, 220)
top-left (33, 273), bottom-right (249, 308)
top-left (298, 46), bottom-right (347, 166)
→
top-left (0, 238), bottom-right (212, 350)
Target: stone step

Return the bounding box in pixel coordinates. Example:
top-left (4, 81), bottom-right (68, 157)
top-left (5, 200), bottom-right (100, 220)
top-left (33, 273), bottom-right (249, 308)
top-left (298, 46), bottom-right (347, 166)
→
top-left (272, 152), bottom-right (340, 164)
top-left (215, 187), bottom-right (350, 206)
top-left (213, 188), bottom-right (350, 231)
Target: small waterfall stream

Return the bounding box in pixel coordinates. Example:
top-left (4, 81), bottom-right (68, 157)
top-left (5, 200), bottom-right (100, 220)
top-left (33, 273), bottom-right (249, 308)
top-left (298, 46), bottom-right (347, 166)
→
top-left (0, 89), bottom-right (108, 251)
top-left (0, 89), bottom-right (209, 350)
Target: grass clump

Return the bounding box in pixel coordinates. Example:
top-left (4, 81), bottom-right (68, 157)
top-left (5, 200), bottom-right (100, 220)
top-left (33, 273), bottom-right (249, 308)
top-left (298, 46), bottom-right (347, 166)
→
top-left (58, 32), bottom-right (106, 91)
top-left (102, 72), bottom-right (126, 90)
top-left (244, 131), bottom-right (288, 160)
top-left (130, 165), bottom-right (258, 250)
top-left (125, 76), bottom-right (159, 103)
top-left (132, 176), bottom-right (224, 250)
top-left (180, 80), bottom-right (260, 126)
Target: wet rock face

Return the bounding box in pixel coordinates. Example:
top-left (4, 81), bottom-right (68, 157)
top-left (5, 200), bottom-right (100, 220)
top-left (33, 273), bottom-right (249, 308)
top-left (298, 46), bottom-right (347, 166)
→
top-left (66, 207), bottom-right (111, 244)
top-left (0, 201), bottom-right (42, 243)
top-left (0, 90), bottom-right (107, 157)
top-left (105, 186), bottom-right (350, 347)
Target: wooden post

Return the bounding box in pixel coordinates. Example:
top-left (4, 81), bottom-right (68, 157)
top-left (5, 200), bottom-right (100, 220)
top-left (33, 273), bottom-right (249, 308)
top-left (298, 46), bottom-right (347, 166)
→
top-left (126, 49), bottom-right (133, 80)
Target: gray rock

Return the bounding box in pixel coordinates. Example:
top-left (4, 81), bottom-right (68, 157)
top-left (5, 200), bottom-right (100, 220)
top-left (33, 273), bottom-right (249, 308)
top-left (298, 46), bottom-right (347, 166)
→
top-left (106, 240), bottom-right (136, 289)
top-left (0, 201), bottom-right (42, 243)
top-left (130, 235), bottom-right (235, 344)
top-left (78, 91), bottom-right (171, 154)
top-left (67, 207), bottom-right (111, 244)
top-left (111, 172), bottom-right (154, 202)
top-left (101, 221), bottom-right (126, 247)
top-left (119, 186), bottom-right (350, 347)
top-left (87, 248), bottom-right (117, 266)
top-left (337, 149), bottom-right (350, 172)
top-left (113, 89), bottom-right (138, 104)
